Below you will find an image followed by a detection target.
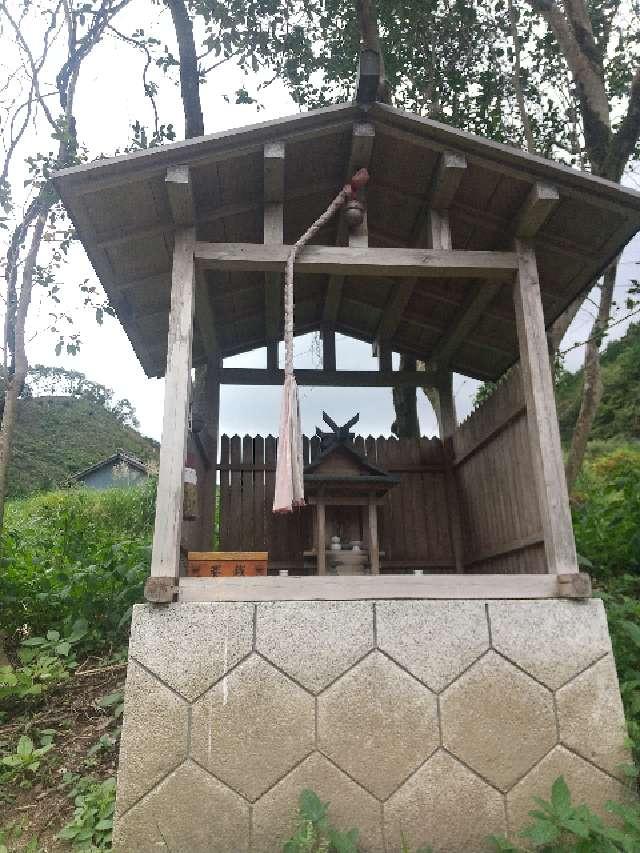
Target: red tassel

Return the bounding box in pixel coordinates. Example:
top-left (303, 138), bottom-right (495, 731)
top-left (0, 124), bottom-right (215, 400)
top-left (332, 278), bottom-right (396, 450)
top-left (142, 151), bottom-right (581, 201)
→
top-left (350, 167), bottom-right (370, 192)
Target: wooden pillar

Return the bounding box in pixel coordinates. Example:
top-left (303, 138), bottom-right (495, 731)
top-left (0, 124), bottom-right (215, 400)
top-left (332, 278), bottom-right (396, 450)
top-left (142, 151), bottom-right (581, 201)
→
top-left (322, 326), bottom-right (336, 371)
top-left (513, 239), bottom-right (578, 574)
top-left (368, 499), bottom-right (380, 574)
top-left (316, 501), bottom-right (326, 576)
top-left (146, 228), bottom-right (196, 601)
top-left (198, 354), bottom-right (221, 550)
top-left (264, 142), bottom-right (284, 370)
top-left (432, 372), bottom-right (465, 574)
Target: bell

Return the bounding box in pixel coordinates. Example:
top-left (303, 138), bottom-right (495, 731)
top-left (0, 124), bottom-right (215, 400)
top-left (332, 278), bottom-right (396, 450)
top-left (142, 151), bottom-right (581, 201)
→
top-left (344, 198), bottom-right (365, 229)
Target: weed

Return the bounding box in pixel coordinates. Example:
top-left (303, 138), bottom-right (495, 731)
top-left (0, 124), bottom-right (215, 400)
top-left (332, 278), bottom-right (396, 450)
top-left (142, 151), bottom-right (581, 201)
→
top-left (283, 789), bottom-right (359, 852)
top-left (489, 775), bottom-right (640, 851)
top-left (1, 735), bottom-right (54, 788)
top-left (57, 775), bottom-right (116, 850)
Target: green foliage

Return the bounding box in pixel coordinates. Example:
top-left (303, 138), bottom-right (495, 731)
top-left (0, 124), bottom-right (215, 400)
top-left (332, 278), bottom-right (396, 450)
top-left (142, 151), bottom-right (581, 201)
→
top-left (1, 735), bottom-right (54, 788)
top-left (0, 620), bottom-right (87, 708)
top-left (282, 789), bottom-right (359, 852)
top-left (0, 482), bottom-right (155, 649)
top-left (489, 775), bottom-right (640, 852)
top-left (8, 393), bottom-right (157, 499)
top-left (0, 821), bottom-right (41, 853)
top-left (57, 775), bottom-right (116, 850)
top-left (557, 323), bottom-right (640, 445)
top-left (599, 576), bottom-right (640, 770)
top-left (572, 448), bottom-right (640, 578)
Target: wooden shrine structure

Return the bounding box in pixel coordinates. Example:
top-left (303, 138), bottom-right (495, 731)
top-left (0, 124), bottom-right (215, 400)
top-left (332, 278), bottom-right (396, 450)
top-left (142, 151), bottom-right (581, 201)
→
top-left (54, 69), bottom-right (640, 603)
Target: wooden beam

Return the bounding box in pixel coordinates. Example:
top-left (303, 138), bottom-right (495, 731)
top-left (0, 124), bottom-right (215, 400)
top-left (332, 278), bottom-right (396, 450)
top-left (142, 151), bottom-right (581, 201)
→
top-left (356, 49), bottom-right (382, 104)
top-left (165, 165), bottom-right (195, 226)
top-left (165, 166), bottom-right (217, 356)
top-left (195, 243), bottom-right (517, 278)
top-left (426, 179), bottom-right (558, 371)
top-left (428, 284), bottom-right (502, 371)
top-left (178, 572), bottom-right (593, 602)
top-left (376, 151), bottom-right (467, 343)
top-left (513, 239), bottom-right (578, 575)
top-left (323, 122), bottom-right (375, 327)
top-left (148, 227), bottom-right (196, 592)
top-left (515, 181), bottom-right (560, 239)
top-left (321, 326), bottom-right (336, 371)
top-left (428, 151), bottom-right (467, 211)
top-left (264, 142), bottom-right (285, 352)
top-left (200, 355), bottom-right (221, 549)
top-left (217, 367), bottom-right (438, 387)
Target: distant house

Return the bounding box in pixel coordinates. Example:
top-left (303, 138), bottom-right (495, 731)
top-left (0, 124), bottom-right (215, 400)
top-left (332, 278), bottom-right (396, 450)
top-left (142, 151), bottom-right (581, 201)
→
top-left (70, 451), bottom-right (149, 490)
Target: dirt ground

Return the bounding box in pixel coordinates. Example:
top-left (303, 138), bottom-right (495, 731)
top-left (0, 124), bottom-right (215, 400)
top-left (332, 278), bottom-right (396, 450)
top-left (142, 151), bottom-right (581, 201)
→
top-left (0, 661), bottom-right (125, 852)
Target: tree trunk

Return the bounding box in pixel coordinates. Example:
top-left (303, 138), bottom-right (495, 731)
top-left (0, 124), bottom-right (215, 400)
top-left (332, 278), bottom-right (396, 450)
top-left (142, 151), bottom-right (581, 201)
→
top-left (392, 355), bottom-right (420, 438)
top-left (0, 210), bottom-right (47, 527)
top-left (165, 0), bottom-right (204, 138)
top-left (508, 0), bottom-right (536, 153)
top-left (565, 262), bottom-right (616, 491)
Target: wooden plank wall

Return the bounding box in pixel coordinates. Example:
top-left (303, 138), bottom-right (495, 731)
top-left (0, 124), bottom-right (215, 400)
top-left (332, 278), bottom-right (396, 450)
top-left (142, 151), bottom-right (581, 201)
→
top-left (217, 435), bottom-right (456, 573)
top-left (452, 365), bottom-right (546, 574)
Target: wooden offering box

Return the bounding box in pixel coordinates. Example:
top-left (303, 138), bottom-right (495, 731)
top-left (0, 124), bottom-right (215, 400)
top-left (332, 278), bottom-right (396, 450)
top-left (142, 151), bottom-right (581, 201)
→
top-left (187, 552), bottom-right (268, 578)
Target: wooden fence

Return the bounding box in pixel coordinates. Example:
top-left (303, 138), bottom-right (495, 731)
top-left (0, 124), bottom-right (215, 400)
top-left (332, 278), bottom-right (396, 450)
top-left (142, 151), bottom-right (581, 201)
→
top-left (217, 434), bottom-right (457, 572)
top-left (452, 365), bottom-right (546, 574)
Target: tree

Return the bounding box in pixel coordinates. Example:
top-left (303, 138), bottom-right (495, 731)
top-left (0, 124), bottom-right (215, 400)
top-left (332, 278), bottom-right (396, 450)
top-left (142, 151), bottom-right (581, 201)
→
top-left (181, 0), bottom-right (639, 471)
top-left (0, 0), bottom-right (131, 529)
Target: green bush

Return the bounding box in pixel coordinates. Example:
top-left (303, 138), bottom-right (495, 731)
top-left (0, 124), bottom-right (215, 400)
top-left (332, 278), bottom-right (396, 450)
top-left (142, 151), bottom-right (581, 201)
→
top-left (0, 481), bottom-right (156, 651)
top-left (57, 775), bottom-right (116, 850)
top-left (572, 447), bottom-right (640, 578)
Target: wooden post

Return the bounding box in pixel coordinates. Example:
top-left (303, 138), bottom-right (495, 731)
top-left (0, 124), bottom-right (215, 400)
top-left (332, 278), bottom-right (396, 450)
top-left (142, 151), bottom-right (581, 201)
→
top-left (264, 142), bottom-right (284, 367)
top-left (368, 499), bottom-right (380, 574)
top-left (513, 239), bottom-right (578, 574)
top-left (316, 501), bottom-right (326, 576)
top-left (146, 227), bottom-right (195, 602)
top-left (322, 326), bottom-right (336, 371)
top-left (432, 373), bottom-right (465, 574)
top-left (198, 354), bottom-right (221, 549)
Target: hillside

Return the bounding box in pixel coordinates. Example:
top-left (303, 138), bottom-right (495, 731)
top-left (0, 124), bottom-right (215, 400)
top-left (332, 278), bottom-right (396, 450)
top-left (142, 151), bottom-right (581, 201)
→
top-left (556, 321), bottom-right (640, 445)
top-left (9, 395), bottom-right (158, 498)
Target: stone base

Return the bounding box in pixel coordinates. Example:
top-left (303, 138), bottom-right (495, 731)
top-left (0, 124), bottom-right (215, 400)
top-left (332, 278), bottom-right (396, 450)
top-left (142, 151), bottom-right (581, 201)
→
top-left (113, 598), bottom-right (632, 852)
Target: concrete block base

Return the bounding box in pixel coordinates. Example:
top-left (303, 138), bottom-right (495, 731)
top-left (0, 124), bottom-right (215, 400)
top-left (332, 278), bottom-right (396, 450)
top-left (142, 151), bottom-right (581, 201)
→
top-left (113, 598), bottom-right (631, 852)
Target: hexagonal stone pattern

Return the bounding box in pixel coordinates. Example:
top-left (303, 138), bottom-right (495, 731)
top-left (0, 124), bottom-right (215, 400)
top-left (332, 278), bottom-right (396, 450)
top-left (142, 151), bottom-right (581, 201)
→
top-left (489, 600), bottom-right (610, 689)
top-left (441, 651), bottom-right (556, 791)
top-left (112, 761), bottom-right (249, 852)
top-left (384, 751), bottom-right (506, 852)
top-left (252, 752), bottom-right (384, 852)
top-left (318, 652), bottom-right (439, 799)
top-left (190, 654), bottom-right (314, 801)
top-left (128, 602), bottom-right (253, 701)
top-left (557, 655), bottom-right (630, 779)
top-left (116, 661), bottom-right (188, 815)
top-left (507, 746), bottom-right (631, 839)
top-left (257, 601), bottom-right (373, 693)
top-left (377, 601), bottom-right (489, 691)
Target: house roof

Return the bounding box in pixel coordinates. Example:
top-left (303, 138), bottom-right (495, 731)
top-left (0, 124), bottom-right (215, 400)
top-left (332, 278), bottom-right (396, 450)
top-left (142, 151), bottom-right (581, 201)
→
top-left (53, 101), bottom-right (640, 382)
top-left (70, 451), bottom-right (149, 482)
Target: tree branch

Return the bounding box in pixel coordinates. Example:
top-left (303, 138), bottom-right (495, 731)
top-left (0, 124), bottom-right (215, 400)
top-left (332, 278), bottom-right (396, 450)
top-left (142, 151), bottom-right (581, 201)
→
top-left (164, 0), bottom-right (204, 138)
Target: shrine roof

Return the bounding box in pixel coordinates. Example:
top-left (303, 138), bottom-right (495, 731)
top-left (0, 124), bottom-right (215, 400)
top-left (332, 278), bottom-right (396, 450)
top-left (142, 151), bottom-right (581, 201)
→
top-left (53, 101), bottom-right (640, 380)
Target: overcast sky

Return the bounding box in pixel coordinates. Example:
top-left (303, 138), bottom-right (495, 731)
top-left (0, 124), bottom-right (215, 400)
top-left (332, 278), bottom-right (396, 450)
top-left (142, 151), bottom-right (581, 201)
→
top-left (7, 4), bottom-right (640, 443)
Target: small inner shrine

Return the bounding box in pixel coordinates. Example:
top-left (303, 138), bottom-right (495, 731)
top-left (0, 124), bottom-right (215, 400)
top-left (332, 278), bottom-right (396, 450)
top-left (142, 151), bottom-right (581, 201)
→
top-left (303, 412), bottom-right (398, 575)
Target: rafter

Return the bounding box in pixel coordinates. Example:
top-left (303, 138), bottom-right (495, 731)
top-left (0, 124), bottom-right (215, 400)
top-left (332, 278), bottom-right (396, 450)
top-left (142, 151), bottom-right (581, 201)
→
top-left (375, 151), bottom-right (467, 344)
top-left (429, 180), bottom-right (560, 371)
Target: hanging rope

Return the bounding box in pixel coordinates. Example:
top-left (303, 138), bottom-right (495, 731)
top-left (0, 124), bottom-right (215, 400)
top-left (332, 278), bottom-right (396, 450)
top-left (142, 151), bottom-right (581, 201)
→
top-left (273, 167), bottom-right (370, 513)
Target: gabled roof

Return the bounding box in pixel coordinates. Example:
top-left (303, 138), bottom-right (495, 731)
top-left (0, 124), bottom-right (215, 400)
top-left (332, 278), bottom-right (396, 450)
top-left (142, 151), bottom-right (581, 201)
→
top-left (304, 439), bottom-right (399, 485)
top-left (53, 101), bottom-right (640, 381)
top-left (70, 451), bottom-right (148, 482)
